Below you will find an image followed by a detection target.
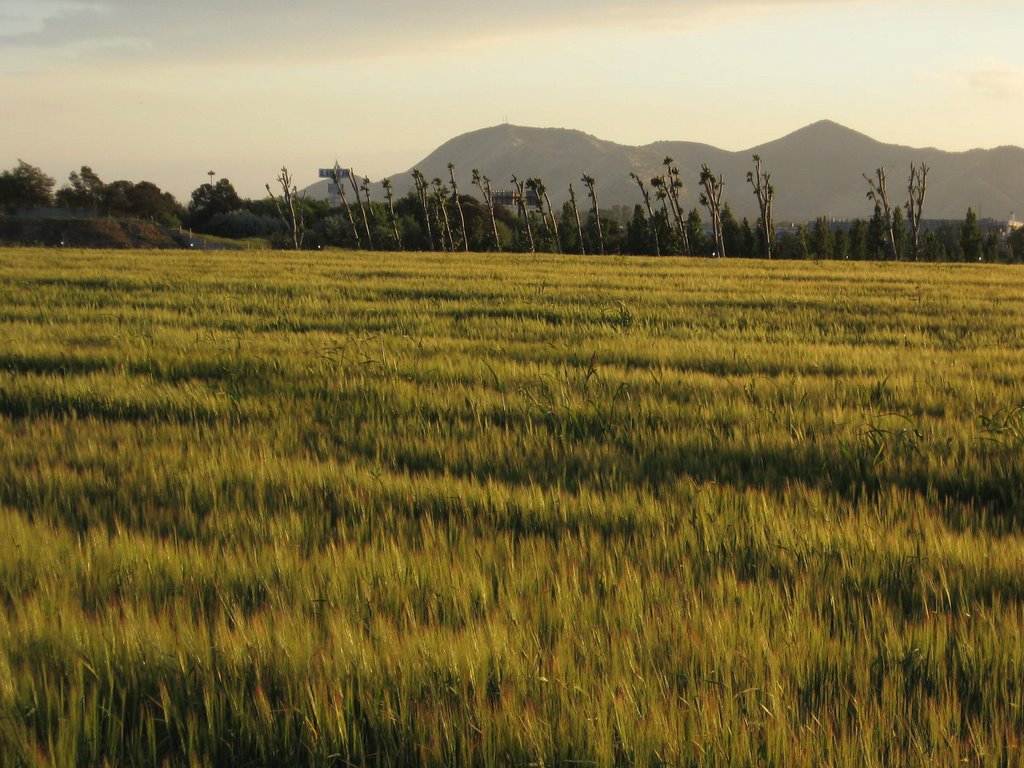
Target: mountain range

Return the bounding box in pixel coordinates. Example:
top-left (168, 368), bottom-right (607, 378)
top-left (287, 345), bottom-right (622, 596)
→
top-left (311, 120), bottom-right (1024, 223)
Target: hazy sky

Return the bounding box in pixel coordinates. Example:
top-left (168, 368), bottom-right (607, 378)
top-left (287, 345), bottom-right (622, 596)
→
top-left (2, 0), bottom-right (1022, 202)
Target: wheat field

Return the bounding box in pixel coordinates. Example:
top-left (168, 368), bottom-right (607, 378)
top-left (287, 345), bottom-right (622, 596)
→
top-left (0, 247), bottom-right (1022, 766)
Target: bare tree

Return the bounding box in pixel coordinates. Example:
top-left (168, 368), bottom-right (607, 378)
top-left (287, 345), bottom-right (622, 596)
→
top-left (448, 162), bottom-right (469, 252)
top-left (747, 154), bottom-right (775, 259)
top-left (864, 168), bottom-right (898, 260)
top-left (360, 175), bottom-right (377, 249)
top-left (411, 169), bottom-right (435, 251)
top-left (905, 162), bottom-right (928, 261)
top-left (526, 176), bottom-right (560, 253)
top-left (266, 166), bottom-right (306, 251)
top-left (664, 158), bottom-right (691, 255)
top-left (348, 171), bottom-right (374, 250)
top-left (381, 177), bottom-right (402, 250)
top-left (472, 168), bottom-right (501, 251)
top-left (581, 172), bottom-right (604, 255)
top-left (568, 183), bottom-right (586, 255)
top-left (510, 175), bottom-right (535, 254)
top-left (432, 177), bottom-right (455, 251)
top-left (699, 164), bottom-right (725, 257)
top-left (330, 166), bottom-right (361, 249)
top-left (630, 172), bottom-right (660, 256)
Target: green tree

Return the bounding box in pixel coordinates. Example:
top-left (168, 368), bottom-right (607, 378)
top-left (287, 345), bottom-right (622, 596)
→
top-left (626, 204), bottom-right (653, 255)
top-left (810, 218), bottom-right (834, 259)
top-left (867, 203), bottom-right (888, 260)
top-left (686, 208), bottom-right (708, 256)
top-left (55, 166), bottom-right (105, 210)
top-left (720, 203), bottom-right (742, 257)
top-left (188, 178), bottom-right (242, 230)
top-left (891, 205), bottom-right (906, 261)
top-left (0, 160), bottom-right (55, 210)
top-left (960, 208), bottom-right (983, 262)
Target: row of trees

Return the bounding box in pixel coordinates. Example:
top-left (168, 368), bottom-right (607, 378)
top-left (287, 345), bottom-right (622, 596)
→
top-left (3, 158), bottom-right (1021, 261)
top-left (0, 161), bottom-right (184, 226)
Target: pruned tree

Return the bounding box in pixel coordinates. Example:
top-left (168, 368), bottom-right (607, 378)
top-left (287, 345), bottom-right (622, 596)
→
top-left (698, 164), bottom-right (725, 257)
top-left (864, 168), bottom-right (898, 260)
top-left (432, 178), bottom-right (455, 251)
top-left (663, 157), bottom-right (690, 254)
top-left (348, 170), bottom-right (374, 250)
top-left (510, 175), bottom-right (535, 254)
top-left (472, 169), bottom-right (500, 251)
top-left (747, 154), bottom-right (775, 259)
top-left (330, 166), bottom-right (361, 248)
top-left (381, 177), bottom-right (402, 250)
top-left (629, 172), bottom-right (660, 256)
top-left (447, 163), bottom-right (469, 252)
top-left (526, 176), bottom-right (560, 253)
top-left (905, 162), bottom-right (928, 262)
top-left (568, 183), bottom-right (586, 255)
top-left (360, 175), bottom-right (378, 249)
top-left (411, 169), bottom-right (435, 251)
top-left (265, 166), bottom-right (306, 251)
top-left (580, 172), bottom-right (604, 255)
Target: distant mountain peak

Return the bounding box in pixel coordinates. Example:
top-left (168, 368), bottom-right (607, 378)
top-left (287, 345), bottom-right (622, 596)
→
top-left (306, 120), bottom-right (1024, 222)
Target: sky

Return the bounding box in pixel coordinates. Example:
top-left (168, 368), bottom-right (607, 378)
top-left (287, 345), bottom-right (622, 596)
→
top-left (2, 0), bottom-right (1023, 203)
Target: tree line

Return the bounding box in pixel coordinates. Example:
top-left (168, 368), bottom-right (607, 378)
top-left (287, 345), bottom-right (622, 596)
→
top-left (2, 157), bottom-right (1021, 262)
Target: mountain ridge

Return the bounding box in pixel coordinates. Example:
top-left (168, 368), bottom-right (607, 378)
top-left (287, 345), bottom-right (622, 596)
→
top-left (311, 121), bottom-right (1024, 222)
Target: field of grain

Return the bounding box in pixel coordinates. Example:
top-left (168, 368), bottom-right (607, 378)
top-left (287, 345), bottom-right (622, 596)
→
top-left (1, 248), bottom-right (1022, 766)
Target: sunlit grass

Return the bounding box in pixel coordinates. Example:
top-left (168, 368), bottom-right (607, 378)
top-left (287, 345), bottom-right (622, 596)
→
top-left (0, 247), bottom-right (1022, 765)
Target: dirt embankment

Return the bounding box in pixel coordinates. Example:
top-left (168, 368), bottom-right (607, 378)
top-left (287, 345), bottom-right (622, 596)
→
top-left (0, 217), bottom-right (183, 249)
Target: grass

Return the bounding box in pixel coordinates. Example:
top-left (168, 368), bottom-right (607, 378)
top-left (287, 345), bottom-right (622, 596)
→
top-left (0, 247), bottom-right (1022, 765)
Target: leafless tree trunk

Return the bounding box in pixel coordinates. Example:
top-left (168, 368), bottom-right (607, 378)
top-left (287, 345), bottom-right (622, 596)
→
top-left (331, 167), bottom-right (361, 248)
top-left (568, 183), bottom-right (586, 255)
top-left (699, 164), bottom-right (725, 258)
top-left (448, 163), bottom-right (469, 252)
top-left (905, 162), bottom-right (928, 261)
top-left (747, 154), bottom-right (775, 259)
top-left (511, 175), bottom-right (535, 254)
top-left (348, 172), bottom-right (374, 250)
top-left (381, 177), bottom-right (402, 250)
top-left (360, 176), bottom-right (377, 248)
top-left (664, 158), bottom-right (691, 255)
top-left (526, 177), bottom-right (560, 253)
top-left (432, 178), bottom-right (455, 252)
top-left (581, 173), bottom-right (604, 255)
top-left (472, 168), bottom-right (500, 251)
top-left (266, 166), bottom-right (306, 251)
top-left (864, 168), bottom-right (898, 260)
top-left (411, 169), bottom-right (434, 251)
